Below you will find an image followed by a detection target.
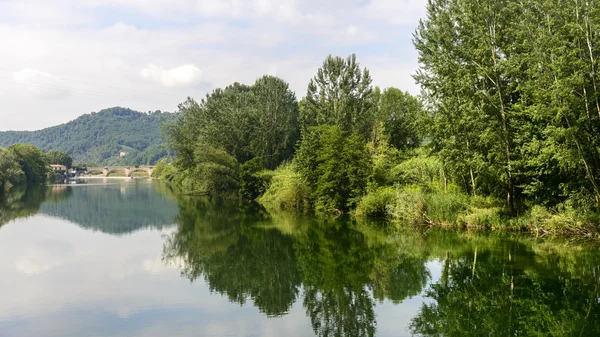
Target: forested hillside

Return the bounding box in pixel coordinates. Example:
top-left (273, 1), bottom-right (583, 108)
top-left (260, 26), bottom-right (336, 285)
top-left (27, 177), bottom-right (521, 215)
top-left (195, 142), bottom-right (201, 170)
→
top-left (0, 107), bottom-right (175, 166)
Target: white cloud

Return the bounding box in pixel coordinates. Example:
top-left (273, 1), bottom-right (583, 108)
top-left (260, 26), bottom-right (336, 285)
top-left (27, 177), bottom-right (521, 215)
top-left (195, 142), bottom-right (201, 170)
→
top-left (140, 64), bottom-right (203, 88)
top-left (13, 68), bottom-right (70, 99)
top-left (366, 0), bottom-right (428, 25)
top-left (0, 0), bottom-right (428, 130)
top-left (347, 25), bottom-right (359, 37)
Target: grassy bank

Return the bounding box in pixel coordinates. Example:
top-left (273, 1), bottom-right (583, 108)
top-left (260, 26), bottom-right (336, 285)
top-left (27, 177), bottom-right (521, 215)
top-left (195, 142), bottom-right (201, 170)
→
top-left (354, 185), bottom-right (600, 237)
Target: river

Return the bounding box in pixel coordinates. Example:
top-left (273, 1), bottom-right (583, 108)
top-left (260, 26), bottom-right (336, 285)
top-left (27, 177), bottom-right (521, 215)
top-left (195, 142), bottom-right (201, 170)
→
top-left (0, 179), bottom-right (599, 336)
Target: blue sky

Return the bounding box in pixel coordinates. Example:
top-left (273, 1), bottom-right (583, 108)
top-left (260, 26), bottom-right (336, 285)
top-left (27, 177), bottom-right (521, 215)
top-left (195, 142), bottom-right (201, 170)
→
top-left (0, 0), bottom-right (427, 130)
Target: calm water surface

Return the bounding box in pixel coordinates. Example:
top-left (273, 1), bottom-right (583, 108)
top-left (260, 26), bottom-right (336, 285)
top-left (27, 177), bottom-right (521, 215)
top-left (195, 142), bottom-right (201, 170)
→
top-left (1, 179), bottom-right (599, 337)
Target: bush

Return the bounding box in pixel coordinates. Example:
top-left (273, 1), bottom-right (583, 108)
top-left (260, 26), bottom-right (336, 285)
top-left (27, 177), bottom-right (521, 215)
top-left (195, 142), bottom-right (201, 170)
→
top-left (524, 203), bottom-right (596, 235)
top-left (387, 185), bottom-right (428, 225)
top-left (239, 157), bottom-right (269, 200)
top-left (355, 187), bottom-right (397, 218)
top-left (423, 188), bottom-right (468, 224)
top-left (457, 207), bottom-right (504, 229)
top-left (391, 151), bottom-right (445, 187)
top-left (258, 163), bottom-right (311, 212)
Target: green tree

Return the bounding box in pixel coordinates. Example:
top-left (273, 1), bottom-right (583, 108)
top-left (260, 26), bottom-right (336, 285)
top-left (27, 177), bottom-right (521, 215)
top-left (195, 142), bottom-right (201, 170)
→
top-left (295, 126), bottom-right (371, 212)
top-left (0, 148), bottom-right (25, 192)
top-left (251, 75), bottom-right (300, 169)
top-left (45, 150), bottom-right (73, 167)
top-left (8, 144), bottom-right (48, 185)
top-left (376, 87), bottom-right (422, 151)
top-left (169, 77), bottom-right (299, 170)
top-left (301, 54), bottom-right (374, 137)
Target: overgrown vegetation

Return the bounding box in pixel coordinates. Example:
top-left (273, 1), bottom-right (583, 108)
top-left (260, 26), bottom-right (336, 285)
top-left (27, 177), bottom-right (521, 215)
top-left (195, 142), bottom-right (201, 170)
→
top-left (0, 144), bottom-right (49, 194)
top-left (157, 0), bottom-right (600, 236)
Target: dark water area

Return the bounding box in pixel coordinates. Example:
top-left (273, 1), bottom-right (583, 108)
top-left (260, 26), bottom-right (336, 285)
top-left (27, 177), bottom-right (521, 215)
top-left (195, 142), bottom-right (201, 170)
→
top-left (1, 180), bottom-right (599, 337)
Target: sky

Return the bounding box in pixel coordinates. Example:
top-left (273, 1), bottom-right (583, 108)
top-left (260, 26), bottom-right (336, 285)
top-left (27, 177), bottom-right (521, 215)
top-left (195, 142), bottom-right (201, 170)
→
top-left (0, 0), bottom-right (427, 131)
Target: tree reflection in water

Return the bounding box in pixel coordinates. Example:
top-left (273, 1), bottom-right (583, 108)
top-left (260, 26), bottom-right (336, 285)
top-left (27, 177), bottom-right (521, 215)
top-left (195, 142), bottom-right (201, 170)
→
top-left (162, 197), bottom-right (431, 336)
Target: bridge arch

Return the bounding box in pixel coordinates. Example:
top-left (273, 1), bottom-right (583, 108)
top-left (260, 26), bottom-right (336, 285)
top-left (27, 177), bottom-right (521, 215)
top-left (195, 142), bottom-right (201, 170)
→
top-left (85, 166), bottom-right (155, 177)
top-left (127, 167), bottom-right (153, 177)
top-left (106, 168), bottom-right (129, 177)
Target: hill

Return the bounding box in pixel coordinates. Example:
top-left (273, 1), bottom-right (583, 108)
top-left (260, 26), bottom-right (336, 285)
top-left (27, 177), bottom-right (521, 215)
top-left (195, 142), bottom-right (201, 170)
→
top-left (0, 107), bottom-right (176, 166)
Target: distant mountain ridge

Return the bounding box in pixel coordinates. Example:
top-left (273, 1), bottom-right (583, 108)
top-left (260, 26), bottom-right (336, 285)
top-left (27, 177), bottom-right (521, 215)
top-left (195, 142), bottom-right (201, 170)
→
top-left (0, 107), bottom-right (176, 166)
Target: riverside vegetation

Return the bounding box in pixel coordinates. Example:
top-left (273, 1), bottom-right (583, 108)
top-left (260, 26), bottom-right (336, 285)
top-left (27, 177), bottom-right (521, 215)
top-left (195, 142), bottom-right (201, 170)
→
top-left (0, 144), bottom-right (74, 195)
top-left (153, 0), bottom-right (600, 236)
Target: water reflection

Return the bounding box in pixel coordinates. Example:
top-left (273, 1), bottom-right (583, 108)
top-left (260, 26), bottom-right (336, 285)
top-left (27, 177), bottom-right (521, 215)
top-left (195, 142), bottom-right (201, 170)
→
top-left (163, 194), bottom-right (600, 337)
top-left (1, 181), bottom-right (600, 336)
top-left (0, 186), bottom-right (48, 227)
top-left (409, 234), bottom-right (600, 336)
top-left (0, 180), bottom-right (179, 234)
top-left (163, 197), bottom-right (430, 336)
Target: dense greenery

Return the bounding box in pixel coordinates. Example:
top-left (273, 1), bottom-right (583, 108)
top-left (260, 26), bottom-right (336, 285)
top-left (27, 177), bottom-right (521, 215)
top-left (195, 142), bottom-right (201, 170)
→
top-left (157, 0), bottom-right (600, 235)
top-left (0, 144), bottom-right (49, 193)
top-left (413, 0), bottom-right (600, 212)
top-left (45, 150), bottom-right (73, 167)
top-left (0, 107), bottom-right (175, 166)
top-left (159, 76), bottom-right (299, 197)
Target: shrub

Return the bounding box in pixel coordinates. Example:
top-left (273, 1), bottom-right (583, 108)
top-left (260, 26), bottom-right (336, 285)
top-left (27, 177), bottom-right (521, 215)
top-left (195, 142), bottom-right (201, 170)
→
top-left (239, 157), bottom-right (267, 200)
top-left (258, 163), bottom-right (311, 212)
top-left (457, 207), bottom-right (504, 229)
top-left (524, 203), bottom-right (596, 235)
top-left (423, 188), bottom-right (468, 224)
top-left (391, 151), bottom-right (445, 187)
top-left (387, 185), bottom-right (428, 225)
top-left (355, 187), bottom-right (397, 218)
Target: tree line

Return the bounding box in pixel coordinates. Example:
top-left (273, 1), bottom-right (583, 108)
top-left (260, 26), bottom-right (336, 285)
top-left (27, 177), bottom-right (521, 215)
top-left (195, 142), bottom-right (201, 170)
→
top-left (156, 0), bottom-right (600, 235)
top-left (0, 144), bottom-right (73, 194)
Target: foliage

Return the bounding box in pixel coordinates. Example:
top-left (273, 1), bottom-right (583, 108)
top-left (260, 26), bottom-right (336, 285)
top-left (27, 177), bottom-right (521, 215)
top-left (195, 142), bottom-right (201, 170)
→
top-left (0, 147), bottom-right (25, 193)
top-left (0, 107), bottom-right (175, 166)
top-left (239, 157), bottom-right (269, 201)
top-left (167, 76), bottom-right (299, 170)
top-left (295, 125), bottom-right (371, 212)
top-left (45, 150), bottom-right (73, 167)
top-left (375, 87), bottom-right (422, 150)
top-left (176, 144), bottom-right (239, 197)
top-left (300, 54), bottom-right (374, 137)
top-left (7, 144), bottom-right (48, 185)
top-left (366, 122), bottom-right (402, 189)
top-left (258, 163), bottom-right (312, 212)
top-left (414, 0), bottom-right (600, 214)
top-left (354, 186), bottom-right (397, 218)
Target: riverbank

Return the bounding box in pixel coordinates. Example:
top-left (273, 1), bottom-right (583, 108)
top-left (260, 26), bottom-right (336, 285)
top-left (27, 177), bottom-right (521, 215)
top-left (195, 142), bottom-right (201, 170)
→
top-left (77, 176), bottom-right (133, 180)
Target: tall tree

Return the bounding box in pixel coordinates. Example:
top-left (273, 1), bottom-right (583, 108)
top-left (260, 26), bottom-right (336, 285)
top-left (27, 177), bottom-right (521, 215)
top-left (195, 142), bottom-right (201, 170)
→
top-left (414, 0), bottom-right (524, 212)
top-left (251, 75), bottom-right (300, 169)
top-left (168, 77), bottom-right (299, 170)
top-left (375, 87), bottom-right (423, 151)
top-left (301, 54), bottom-right (374, 137)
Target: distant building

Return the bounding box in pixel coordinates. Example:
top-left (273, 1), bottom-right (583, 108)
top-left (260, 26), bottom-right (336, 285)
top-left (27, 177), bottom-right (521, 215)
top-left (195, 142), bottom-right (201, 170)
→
top-left (50, 164), bottom-right (67, 172)
top-left (120, 151), bottom-right (129, 157)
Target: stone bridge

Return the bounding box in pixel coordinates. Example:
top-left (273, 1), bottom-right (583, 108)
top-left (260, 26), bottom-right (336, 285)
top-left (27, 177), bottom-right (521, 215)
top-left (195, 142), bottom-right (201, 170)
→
top-left (85, 166), bottom-right (154, 177)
